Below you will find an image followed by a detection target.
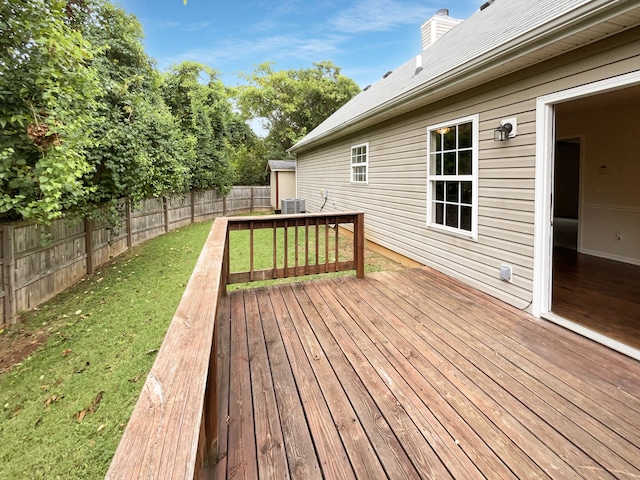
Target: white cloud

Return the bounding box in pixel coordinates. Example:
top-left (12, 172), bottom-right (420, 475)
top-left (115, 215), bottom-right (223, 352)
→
top-left (146, 19), bottom-right (212, 32)
top-left (329, 0), bottom-right (439, 33)
top-left (165, 32), bottom-right (347, 74)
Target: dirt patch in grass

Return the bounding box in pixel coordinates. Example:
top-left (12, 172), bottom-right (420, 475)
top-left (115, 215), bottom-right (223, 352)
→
top-left (0, 324), bottom-right (48, 375)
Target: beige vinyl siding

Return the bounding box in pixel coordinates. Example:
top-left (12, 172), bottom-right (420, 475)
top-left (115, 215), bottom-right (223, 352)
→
top-left (296, 29), bottom-right (640, 309)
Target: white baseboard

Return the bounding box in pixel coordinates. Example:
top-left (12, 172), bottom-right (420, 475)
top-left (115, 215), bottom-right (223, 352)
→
top-left (580, 248), bottom-right (640, 267)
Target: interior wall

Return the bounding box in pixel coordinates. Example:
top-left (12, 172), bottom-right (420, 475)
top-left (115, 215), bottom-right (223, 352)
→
top-left (556, 96), bottom-right (640, 265)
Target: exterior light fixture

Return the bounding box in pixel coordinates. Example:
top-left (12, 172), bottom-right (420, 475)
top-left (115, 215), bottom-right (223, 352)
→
top-left (494, 117), bottom-right (517, 141)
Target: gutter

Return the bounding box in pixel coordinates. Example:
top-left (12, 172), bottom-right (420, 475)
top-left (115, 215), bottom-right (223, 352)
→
top-left (289, 0), bottom-right (639, 154)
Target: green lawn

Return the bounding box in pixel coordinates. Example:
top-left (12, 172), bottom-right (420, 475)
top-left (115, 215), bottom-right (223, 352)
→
top-left (0, 221), bottom-right (212, 479)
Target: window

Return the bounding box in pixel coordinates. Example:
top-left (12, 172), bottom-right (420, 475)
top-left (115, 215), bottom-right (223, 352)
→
top-left (427, 115), bottom-right (478, 238)
top-left (351, 143), bottom-right (368, 184)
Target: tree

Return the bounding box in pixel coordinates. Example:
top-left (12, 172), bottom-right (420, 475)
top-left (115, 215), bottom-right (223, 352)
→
top-left (161, 62), bottom-right (236, 194)
top-left (69, 0), bottom-right (190, 218)
top-left (226, 119), bottom-right (269, 186)
top-left (0, 0), bottom-right (101, 223)
top-left (236, 61), bottom-right (361, 158)
top-left (0, 0), bottom-right (191, 224)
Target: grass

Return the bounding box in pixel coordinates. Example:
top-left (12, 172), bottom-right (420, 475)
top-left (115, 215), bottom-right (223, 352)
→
top-left (0, 221), bottom-right (212, 479)
top-left (0, 217), bottom-right (404, 478)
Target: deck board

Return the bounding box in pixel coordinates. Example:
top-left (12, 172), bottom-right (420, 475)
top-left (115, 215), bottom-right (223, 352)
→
top-left (213, 267), bottom-right (640, 479)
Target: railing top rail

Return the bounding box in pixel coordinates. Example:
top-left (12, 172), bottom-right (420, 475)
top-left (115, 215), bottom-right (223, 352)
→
top-left (106, 217), bottom-right (228, 479)
top-left (227, 211), bottom-right (364, 223)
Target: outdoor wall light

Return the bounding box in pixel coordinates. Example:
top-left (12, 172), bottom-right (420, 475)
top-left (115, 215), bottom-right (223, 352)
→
top-left (494, 117), bottom-right (517, 141)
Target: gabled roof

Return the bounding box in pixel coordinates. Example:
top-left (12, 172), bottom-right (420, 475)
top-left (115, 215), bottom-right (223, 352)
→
top-left (290, 0), bottom-right (640, 153)
top-left (267, 160), bottom-right (296, 171)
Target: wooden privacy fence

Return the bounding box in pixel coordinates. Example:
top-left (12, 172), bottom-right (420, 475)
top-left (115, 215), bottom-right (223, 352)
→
top-left (106, 212), bottom-right (365, 479)
top-left (0, 186), bottom-right (270, 325)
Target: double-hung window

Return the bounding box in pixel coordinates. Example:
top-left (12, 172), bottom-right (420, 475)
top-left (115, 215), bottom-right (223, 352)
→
top-left (427, 115), bottom-right (478, 238)
top-left (351, 143), bottom-right (368, 184)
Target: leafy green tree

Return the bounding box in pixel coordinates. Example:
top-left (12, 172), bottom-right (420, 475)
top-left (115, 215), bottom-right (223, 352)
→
top-left (226, 119), bottom-right (269, 186)
top-left (237, 61), bottom-right (361, 158)
top-left (161, 62), bottom-right (235, 194)
top-left (69, 1), bottom-right (191, 217)
top-left (0, 0), bottom-right (100, 222)
top-left (0, 0), bottom-right (191, 224)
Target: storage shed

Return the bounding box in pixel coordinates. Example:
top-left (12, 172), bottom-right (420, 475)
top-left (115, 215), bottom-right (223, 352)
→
top-left (267, 160), bottom-right (296, 212)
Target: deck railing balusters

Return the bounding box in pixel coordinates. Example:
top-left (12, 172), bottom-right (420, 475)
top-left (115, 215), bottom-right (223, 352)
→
top-left (334, 217), bottom-right (339, 271)
top-left (249, 221), bottom-right (254, 282)
top-left (272, 219), bottom-right (277, 279)
top-left (304, 218), bottom-right (309, 276)
top-left (324, 217), bottom-right (329, 272)
top-left (283, 219), bottom-right (289, 276)
top-left (226, 212), bottom-right (365, 283)
top-left (295, 221), bottom-right (299, 272)
top-left (315, 220), bottom-right (320, 269)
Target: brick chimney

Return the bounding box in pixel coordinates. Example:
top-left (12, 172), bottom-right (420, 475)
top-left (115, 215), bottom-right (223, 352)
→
top-left (420, 9), bottom-right (461, 50)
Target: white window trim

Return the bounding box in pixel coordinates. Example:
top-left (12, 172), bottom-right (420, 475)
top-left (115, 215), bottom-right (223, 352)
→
top-left (426, 114), bottom-right (479, 240)
top-left (350, 142), bottom-right (369, 185)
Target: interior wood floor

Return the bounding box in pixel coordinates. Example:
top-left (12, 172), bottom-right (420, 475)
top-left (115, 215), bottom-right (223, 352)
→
top-left (209, 267), bottom-right (640, 479)
top-left (553, 247), bottom-right (640, 351)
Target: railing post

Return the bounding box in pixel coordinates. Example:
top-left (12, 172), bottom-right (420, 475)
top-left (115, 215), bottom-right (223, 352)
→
top-left (355, 213), bottom-right (365, 278)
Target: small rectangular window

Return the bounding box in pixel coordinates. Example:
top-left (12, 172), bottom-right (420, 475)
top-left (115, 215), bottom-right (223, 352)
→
top-left (351, 143), bottom-right (369, 184)
top-left (427, 115), bottom-right (478, 238)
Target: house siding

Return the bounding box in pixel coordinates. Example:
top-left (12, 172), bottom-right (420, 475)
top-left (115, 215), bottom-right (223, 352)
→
top-left (295, 28), bottom-right (640, 309)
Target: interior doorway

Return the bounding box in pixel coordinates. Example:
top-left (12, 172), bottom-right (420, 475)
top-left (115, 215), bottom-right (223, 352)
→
top-left (553, 139), bottom-right (580, 251)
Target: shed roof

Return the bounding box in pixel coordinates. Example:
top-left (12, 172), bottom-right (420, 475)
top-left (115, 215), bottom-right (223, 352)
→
top-left (290, 0), bottom-right (640, 153)
top-left (267, 160), bottom-right (296, 171)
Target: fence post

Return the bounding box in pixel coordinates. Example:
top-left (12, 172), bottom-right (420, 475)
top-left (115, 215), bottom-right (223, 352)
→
top-left (191, 190), bottom-right (195, 224)
top-left (250, 186), bottom-right (255, 213)
top-left (84, 219), bottom-right (95, 275)
top-left (163, 196), bottom-right (170, 233)
top-left (125, 200), bottom-right (133, 249)
top-left (3, 225), bottom-right (16, 324)
top-left (222, 195), bottom-right (227, 216)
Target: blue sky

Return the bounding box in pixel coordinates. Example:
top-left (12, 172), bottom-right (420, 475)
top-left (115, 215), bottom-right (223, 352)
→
top-left (116, 0), bottom-right (479, 88)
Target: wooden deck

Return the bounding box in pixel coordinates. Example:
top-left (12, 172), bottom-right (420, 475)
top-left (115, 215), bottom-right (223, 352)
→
top-left (212, 267), bottom-right (640, 479)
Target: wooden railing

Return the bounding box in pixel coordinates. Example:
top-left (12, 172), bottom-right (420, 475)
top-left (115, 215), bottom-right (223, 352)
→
top-left (226, 212), bottom-right (365, 284)
top-left (106, 212), bottom-right (365, 479)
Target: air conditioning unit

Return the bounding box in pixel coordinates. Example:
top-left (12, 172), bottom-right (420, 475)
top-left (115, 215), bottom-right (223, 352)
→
top-left (280, 198), bottom-right (306, 214)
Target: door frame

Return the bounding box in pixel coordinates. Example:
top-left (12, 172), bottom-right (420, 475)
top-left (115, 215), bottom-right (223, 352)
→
top-left (532, 70), bottom-right (640, 360)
